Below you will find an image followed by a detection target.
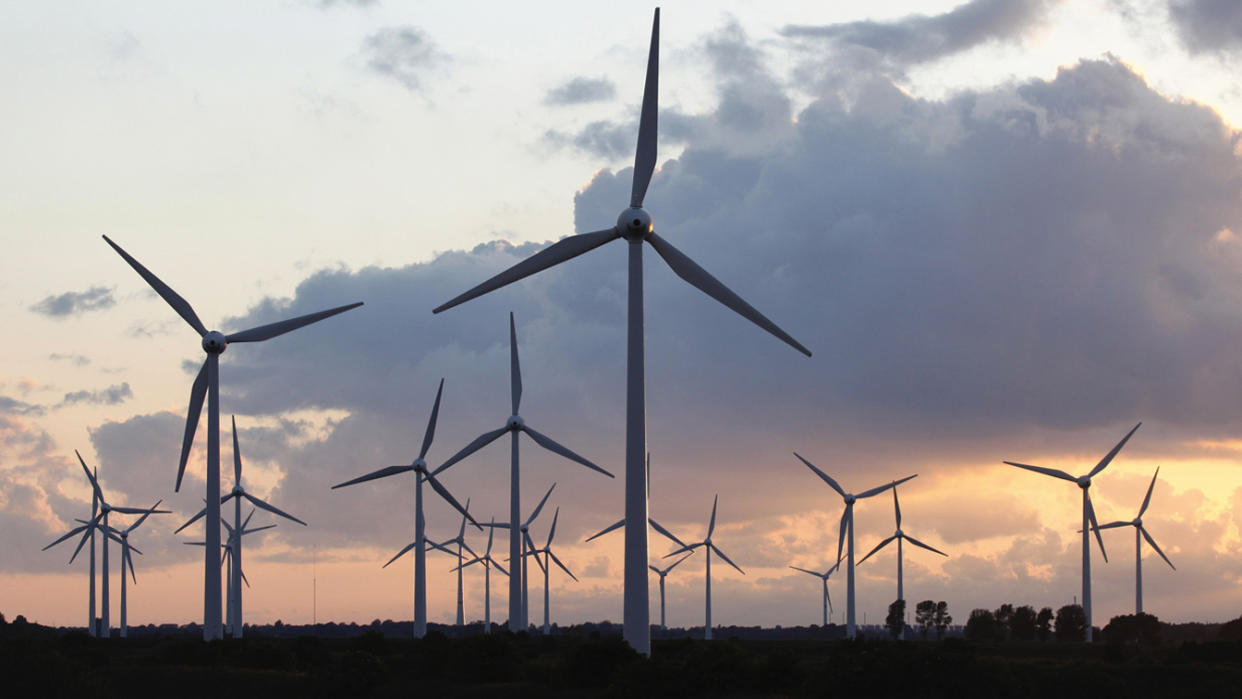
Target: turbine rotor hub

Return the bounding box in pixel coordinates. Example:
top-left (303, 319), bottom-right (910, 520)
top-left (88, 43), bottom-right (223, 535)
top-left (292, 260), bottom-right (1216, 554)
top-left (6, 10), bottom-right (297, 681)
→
top-left (896, 529), bottom-right (904, 537)
top-left (617, 207), bottom-right (652, 241)
top-left (413, 458), bottom-right (427, 473)
top-left (233, 484), bottom-right (243, 496)
top-left (1077, 476), bottom-right (1091, 489)
top-left (844, 494), bottom-right (856, 505)
top-left (1134, 518), bottom-right (1141, 527)
top-left (507, 415), bottom-right (524, 430)
top-left (202, 330), bottom-right (228, 354)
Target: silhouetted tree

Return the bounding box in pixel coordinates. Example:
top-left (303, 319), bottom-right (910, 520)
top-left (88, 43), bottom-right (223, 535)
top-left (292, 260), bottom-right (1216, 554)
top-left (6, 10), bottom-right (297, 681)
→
top-left (965, 609), bottom-right (996, 641)
top-left (1218, 613), bottom-right (1242, 641)
top-left (1036, 607), bottom-right (1054, 641)
top-left (933, 602), bottom-right (952, 640)
top-left (915, 600), bottom-right (936, 640)
top-left (886, 600), bottom-right (905, 640)
top-left (1104, 613), bottom-right (1161, 645)
top-left (994, 603), bottom-right (1015, 641)
top-left (1011, 605), bottom-right (1037, 641)
top-left (0, 612), bottom-right (6, 625)
top-left (1054, 604), bottom-right (1086, 642)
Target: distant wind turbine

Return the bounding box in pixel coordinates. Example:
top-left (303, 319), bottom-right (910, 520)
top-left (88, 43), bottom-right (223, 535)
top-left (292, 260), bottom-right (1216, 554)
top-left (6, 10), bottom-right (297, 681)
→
top-left (794, 452), bottom-right (915, 638)
top-left (789, 562), bottom-right (839, 628)
top-left (98, 501), bottom-right (165, 638)
top-left (1005, 422), bottom-right (1140, 642)
top-left (431, 9), bottom-right (811, 655)
top-left (103, 234), bottom-right (363, 640)
top-left (433, 314), bottom-right (612, 631)
top-left (1092, 467), bottom-right (1174, 615)
top-left (856, 486), bottom-right (947, 639)
top-left (332, 379), bottom-right (478, 638)
top-left (649, 552), bottom-right (693, 631)
top-left (585, 453), bottom-right (689, 551)
top-left (427, 500), bottom-right (480, 627)
top-left (453, 517), bottom-right (510, 633)
top-left (663, 495), bottom-right (745, 640)
top-left (524, 507), bottom-right (578, 634)
top-left (185, 510), bottom-right (275, 637)
top-left (486, 482), bottom-right (558, 631)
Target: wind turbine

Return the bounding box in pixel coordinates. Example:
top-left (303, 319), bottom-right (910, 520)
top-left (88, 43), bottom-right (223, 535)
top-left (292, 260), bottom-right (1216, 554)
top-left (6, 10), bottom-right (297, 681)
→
top-left (42, 460), bottom-right (99, 635)
top-left (485, 482), bottom-right (558, 631)
top-left (453, 517), bottom-right (510, 633)
top-left (1092, 467), bottom-right (1174, 615)
top-left (332, 378), bottom-right (478, 638)
top-left (789, 562), bottom-right (839, 628)
top-left (43, 450), bottom-right (159, 638)
top-left (794, 452), bottom-right (916, 638)
top-left (856, 486), bottom-right (947, 639)
top-left (177, 416), bottom-right (309, 639)
top-left (649, 552), bottom-right (692, 631)
top-left (1005, 422), bottom-right (1140, 641)
top-left (103, 234), bottom-right (363, 640)
top-left (98, 501), bottom-right (165, 638)
top-left (427, 500), bottom-right (480, 627)
top-left (663, 495), bottom-right (745, 640)
top-left (431, 8), bottom-right (811, 655)
top-left (186, 510), bottom-right (275, 637)
top-left (432, 314), bottom-right (612, 632)
top-left (524, 507), bottom-right (579, 634)
top-left (585, 453), bottom-right (689, 550)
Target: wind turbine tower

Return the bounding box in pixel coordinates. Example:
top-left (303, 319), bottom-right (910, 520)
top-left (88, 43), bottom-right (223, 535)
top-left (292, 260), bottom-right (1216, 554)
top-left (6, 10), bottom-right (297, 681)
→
top-left (1093, 467), bottom-right (1175, 615)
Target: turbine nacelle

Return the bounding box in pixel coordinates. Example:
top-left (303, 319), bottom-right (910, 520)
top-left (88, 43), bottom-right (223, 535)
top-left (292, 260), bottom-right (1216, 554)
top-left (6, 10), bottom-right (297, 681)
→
top-left (1077, 475), bottom-right (1091, 489)
top-left (895, 529), bottom-right (904, 538)
top-left (507, 415), bottom-right (525, 431)
top-left (843, 494), bottom-right (856, 506)
top-left (617, 207), bottom-right (652, 241)
top-left (231, 484), bottom-right (245, 497)
top-left (202, 331), bottom-right (228, 354)
top-left (412, 458), bottom-right (428, 473)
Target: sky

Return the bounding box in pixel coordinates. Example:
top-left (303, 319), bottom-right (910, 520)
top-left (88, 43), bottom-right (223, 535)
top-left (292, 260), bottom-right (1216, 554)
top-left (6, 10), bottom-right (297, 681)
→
top-left (4, 0), bottom-right (1242, 632)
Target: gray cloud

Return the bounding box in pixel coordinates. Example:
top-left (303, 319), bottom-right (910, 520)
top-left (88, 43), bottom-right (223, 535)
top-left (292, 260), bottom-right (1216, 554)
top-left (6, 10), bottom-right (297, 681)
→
top-left (545, 76), bottom-right (616, 106)
top-left (363, 26), bottom-right (446, 92)
top-left (0, 396), bottom-right (45, 417)
top-left (49, 353), bottom-right (90, 366)
top-left (782, 0), bottom-right (1058, 70)
top-left (29, 286), bottom-right (115, 318)
top-left (1170, 0), bottom-right (1242, 53)
top-left (58, 382), bottom-right (132, 408)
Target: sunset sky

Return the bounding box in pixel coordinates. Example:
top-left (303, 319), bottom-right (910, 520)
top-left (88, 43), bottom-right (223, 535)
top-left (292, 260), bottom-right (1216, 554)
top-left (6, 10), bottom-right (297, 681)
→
top-left (5, 0), bottom-right (1242, 632)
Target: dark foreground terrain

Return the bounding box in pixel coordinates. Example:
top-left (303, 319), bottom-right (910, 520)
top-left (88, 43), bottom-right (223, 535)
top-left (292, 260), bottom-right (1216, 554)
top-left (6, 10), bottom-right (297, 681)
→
top-left (4, 621), bottom-right (1242, 698)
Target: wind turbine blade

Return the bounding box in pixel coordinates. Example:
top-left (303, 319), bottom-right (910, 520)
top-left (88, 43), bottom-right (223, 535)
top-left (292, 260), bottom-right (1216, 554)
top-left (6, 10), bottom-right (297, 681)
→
top-left (547, 508), bottom-right (560, 547)
top-left (126, 548), bottom-right (137, 584)
top-left (525, 483), bottom-right (557, 527)
top-left (489, 557), bottom-right (509, 577)
top-left (1094, 521), bottom-right (1130, 530)
top-left (710, 544), bottom-right (744, 575)
top-left (856, 536), bottom-right (896, 566)
top-left (102, 235), bottom-right (207, 337)
top-left (826, 582), bottom-right (832, 614)
top-left (383, 541), bottom-right (418, 568)
top-left (128, 500), bottom-right (164, 533)
top-left (232, 415), bottom-right (243, 485)
top-left (789, 565), bottom-right (820, 578)
top-left (68, 527), bottom-right (95, 564)
top-left (433, 229), bottom-right (621, 314)
top-left (453, 557), bottom-right (484, 573)
top-left (242, 493), bottom-right (307, 526)
top-left (893, 488), bottom-right (902, 530)
top-left (458, 498), bottom-right (471, 538)
top-left (793, 453), bottom-right (845, 497)
top-left (225, 302), bottom-right (364, 344)
top-left (548, 549), bottom-right (578, 582)
top-left (1139, 526), bottom-right (1175, 570)
top-left (666, 551), bottom-right (693, 572)
top-left (459, 538), bottom-right (480, 561)
top-left (241, 524), bottom-right (277, 537)
top-left (486, 517), bottom-right (496, 554)
top-left (836, 508), bottom-right (849, 565)
top-left (431, 426), bottom-right (508, 476)
top-left (630, 7), bottom-right (659, 208)
top-left (510, 312), bottom-right (522, 415)
top-left (663, 542), bottom-right (703, 558)
top-left (126, 541), bottom-right (144, 556)
top-left (175, 506), bottom-right (208, 534)
top-left (648, 232), bottom-right (812, 356)
top-left (242, 507), bottom-right (257, 530)
top-left (708, 494), bottom-right (718, 538)
top-left (419, 379), bottom-right (445, 461)
top-left (426, 473), bottom-right (480, 529)
top-left (1138, 466), bottom-right (1160, 518)
top-left (331, 464), bottom-right (415, 489)
top-left (43, 524), bottom-right (89, 551)
top-left (649, 518), bottom-right (687, 548)
top-left (426, 539), bottom-right (457, 557)
top-left (1087, 422), bottom-right (1141, 478)
top-left (239, 566), bottom-right (250, 588)
top-left (1086, 494), bottom-right (1108, 563)
top-left (522, 425), bottom-right (614, 478)
top-left (904, 535), bottom-right (948, 557)
top-left (108, 505), bottom-right (163, 515)
top-left (1003, 461), bottom-right (1077, 483)
top-left (176, 360), bottom-right (208, 492)
top-left (75, 450), bottom-right (104, 503)
top-left (649, 564), bottom-right (660, 575)
top-left (858, 474), bottom-right (917, 499)
top-left (586, 519), bottom-right (625, 543)
top-left (524, 533), bottom-right (546, 573)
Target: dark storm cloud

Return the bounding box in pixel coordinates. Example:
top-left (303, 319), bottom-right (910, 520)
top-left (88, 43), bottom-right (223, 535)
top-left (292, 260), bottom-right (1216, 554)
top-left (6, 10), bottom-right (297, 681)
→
top-left (782, 0), bottom-right (1058, 69)
top-left (58, 382), bottom-right (132, 408)
top-left (29, 286), bottom-right (115, 318)
top-left (363, 26), bottom-right (446, 92)
top-left (544, 77), bottom-right (616, 106)
top-left (1170, 0), bottom-right (1242, 53)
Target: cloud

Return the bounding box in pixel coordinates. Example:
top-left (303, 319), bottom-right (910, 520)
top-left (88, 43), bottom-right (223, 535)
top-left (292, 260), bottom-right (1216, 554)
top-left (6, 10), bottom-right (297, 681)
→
top-left (782, 0), bottom-right (1058, 72)
top-left (316, 0), bottom-right (377, 7)
top-left (363, 26), bottom-right (447, 92)
top-left (0, 396), bottom-right (45, 417)
top-left (48, 353), bottom-right (90, 366)
top-left (28, 286), bottom-right (115, 318)
top-left (58, 382), bottom-right (132, 408)
top-left (1170, 0), bottom-right (1242, 53)
top-left (544, 77), bottom-right (616, 106)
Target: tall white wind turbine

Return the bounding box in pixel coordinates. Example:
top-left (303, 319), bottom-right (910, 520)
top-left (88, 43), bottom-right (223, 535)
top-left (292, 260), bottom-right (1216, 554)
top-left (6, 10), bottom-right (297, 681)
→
top-left (177, 416), bottom-right (309, 639)
top-left (426, 500), bottom-right (480, 627)
top-left (484, 482), bottom-right (558, 631)
top-left (789, 562), bottom-right (839, 628)
top-left (431, 9), bottom-right (811, 655)
top-left (856, 486), bottom-right (947, 639)
top-left (103, 235), bottom-right (363, 640)
top-left (663, 495), bottom-right (745, 640)
top-left (649, 552), bottom-right (692, 631)
top-left (1005, 422), bottom-right (1140, 642)
top-left (186, 510), bottom-right (275, 636)
top-left (524, 507), bottom-right (579, 634)
top-left (453, 517), bottom-right (510, 633)
top-left (1092, 467), bottom-right (1174, 615)
top-left (332, 379), bottom-right (478, 638)
top-left (432, 314), bottom-right (612, 631)
top-left (794, 453), bottom-right (916, 638)
top-left (98, 501), bottom-right (165, 638)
